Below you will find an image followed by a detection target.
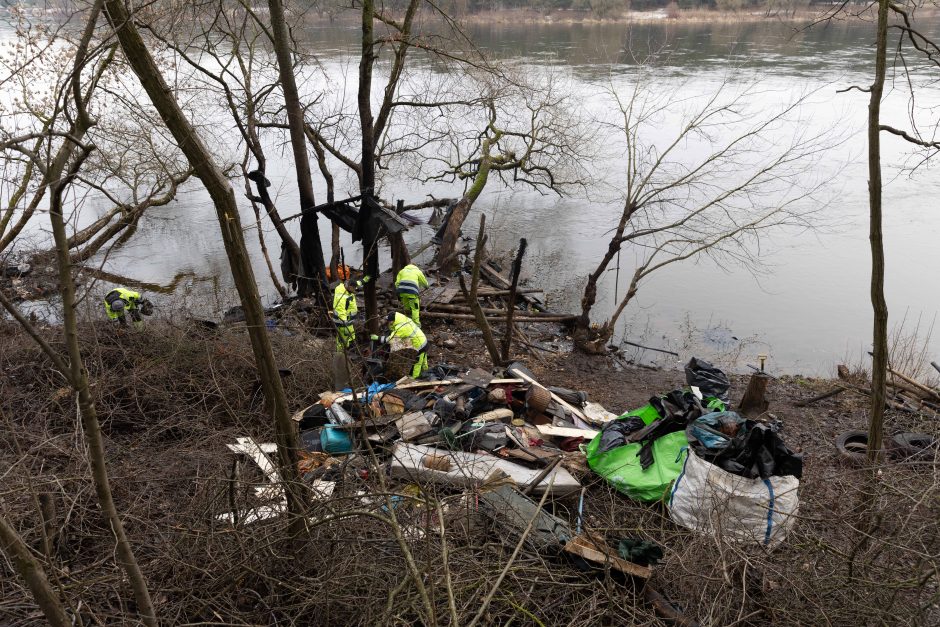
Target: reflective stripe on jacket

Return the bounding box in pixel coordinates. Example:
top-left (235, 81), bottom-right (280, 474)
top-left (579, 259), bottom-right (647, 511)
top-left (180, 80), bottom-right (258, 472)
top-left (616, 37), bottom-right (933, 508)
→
top-left (395, 264), bottom-right (428, 296)
top-left (332, 283), bottom-right (358, 326)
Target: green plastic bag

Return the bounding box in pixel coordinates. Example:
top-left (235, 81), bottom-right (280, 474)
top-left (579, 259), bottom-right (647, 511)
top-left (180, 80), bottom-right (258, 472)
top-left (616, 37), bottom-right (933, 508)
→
top-left (586, 394), bottom-right (725, 502)
top-left (586, 431), bottom-right (688, 502)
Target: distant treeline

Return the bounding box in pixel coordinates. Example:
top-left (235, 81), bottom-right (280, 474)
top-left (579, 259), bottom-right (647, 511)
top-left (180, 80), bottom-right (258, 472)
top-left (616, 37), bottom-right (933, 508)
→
top-left (307, 0), bottom-right (855, 19)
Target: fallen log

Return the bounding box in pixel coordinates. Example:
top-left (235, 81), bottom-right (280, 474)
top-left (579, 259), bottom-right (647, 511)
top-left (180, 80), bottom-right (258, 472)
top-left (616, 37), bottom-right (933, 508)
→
top-left (427, 302), bottom-right (570, 319)
top-left (422, 311), bottom-right (575, 323)
top-left (795, 387), bottom-right (847, 407)
top-left (451, 287), bottom-right (544, 299)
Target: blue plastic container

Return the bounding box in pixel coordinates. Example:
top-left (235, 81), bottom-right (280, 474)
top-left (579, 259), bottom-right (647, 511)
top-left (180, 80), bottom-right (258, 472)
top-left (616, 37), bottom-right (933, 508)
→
top-left (320, 425), bottom-right (353, 454)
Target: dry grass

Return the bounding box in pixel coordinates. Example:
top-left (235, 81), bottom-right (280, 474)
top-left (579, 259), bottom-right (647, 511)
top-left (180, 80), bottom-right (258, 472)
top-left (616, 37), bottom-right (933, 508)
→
top-left (1, 321), bottom-right (939, 625)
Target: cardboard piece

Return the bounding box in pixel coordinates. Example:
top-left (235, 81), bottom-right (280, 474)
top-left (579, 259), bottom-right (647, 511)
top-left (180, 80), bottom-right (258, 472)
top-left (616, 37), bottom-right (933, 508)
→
top-left (396, 411), bottom-right (434, 441)
top-left (536, 424), bottom-right (599, 440)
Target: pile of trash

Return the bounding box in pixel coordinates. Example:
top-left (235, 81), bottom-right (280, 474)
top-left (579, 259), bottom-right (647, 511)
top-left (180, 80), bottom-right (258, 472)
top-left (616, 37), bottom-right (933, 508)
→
top-left (293, 361), bottom-right (607, 499)
top-left (222, 357), bottom-right (803, 568)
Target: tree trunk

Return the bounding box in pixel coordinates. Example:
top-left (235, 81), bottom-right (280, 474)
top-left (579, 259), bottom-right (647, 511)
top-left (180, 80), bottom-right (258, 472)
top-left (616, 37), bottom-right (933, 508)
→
top-left (103, 0), bottom-right (308, 534)
top-left (267, 0), bottom-right (327, 300)
top-left (501, 238), bottom-right (527, 362)
top-left (439, 141), bottom-right (494, 273)
top-left (359, 0), bottom-right (380, 332)
top-left (0, 514), bottom-right (70, 627)
top-left (460, 215), bottom-right (502, 366)
top-left (867, 0), bottom-right (890, 464)
top-left (49, 150), bottom-right (158, 625)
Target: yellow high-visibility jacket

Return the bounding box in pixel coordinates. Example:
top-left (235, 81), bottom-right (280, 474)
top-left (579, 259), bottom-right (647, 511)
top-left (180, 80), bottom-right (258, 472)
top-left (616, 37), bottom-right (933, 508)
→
top-left (394, 264), bottom-right (428, 296)
top-left (332, 283), bottom-right (358, 326)
top-left (104, 288), bottom-right (141, 320)
top-left (385, 312), bottom-right (427, 351)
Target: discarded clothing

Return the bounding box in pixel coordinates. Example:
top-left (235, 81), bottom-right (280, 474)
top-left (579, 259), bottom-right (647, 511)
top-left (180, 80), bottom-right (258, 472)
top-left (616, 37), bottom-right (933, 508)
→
top-left (617, 538), bottom-right (664, 566)
top-left (597, 417), bottom-right (646, 454)
top-left (686, 412), bottom-right (803, 480)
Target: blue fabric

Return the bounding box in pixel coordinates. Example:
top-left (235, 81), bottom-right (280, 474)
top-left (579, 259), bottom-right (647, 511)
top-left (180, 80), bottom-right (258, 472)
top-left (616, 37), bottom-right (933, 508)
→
top-left (762, 479), bottom-right (776, 546)
top-left (340, 382), bottom-right (395, 402)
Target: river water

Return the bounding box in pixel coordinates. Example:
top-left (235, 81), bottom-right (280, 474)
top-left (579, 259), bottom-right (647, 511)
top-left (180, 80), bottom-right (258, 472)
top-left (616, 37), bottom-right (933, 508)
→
top-left (8, 16), bottom-right (940, 375)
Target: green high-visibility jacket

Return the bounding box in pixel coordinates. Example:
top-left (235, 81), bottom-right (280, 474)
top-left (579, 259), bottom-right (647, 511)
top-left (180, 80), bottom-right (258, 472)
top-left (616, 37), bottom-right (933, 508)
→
top-left (384, 312), bottom-right (427, 351)
top-left (104, 288), bottom-right (141, 320)
top-left (395, 264), bottom-right (428, 296)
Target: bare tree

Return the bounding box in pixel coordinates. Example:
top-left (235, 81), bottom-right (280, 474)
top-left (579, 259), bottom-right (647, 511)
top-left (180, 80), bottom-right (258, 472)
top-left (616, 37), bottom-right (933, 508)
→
top-left (574, 75), bottom-right (831, 353)
top-left (101, 0), bottom-right (308, 533)
top-left (866, 0), bottom-right (891, 462)
top-left (266, 0), bottom-right (329, 300)
top-left (0, 3), bottom-right (158, 623)
top-left (0, 8), bottom-right (192, 263)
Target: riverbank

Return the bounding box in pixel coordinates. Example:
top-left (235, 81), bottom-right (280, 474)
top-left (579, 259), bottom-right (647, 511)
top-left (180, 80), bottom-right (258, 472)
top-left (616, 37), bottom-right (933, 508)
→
top-left (2, 315), bottom-right (938, 624)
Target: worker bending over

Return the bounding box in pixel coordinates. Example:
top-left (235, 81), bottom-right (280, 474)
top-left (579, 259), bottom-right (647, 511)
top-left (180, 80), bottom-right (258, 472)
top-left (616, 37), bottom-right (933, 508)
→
top-left (332, 274), bottom-right (370, 351)
top-left (372, 311), bottom-right (428, 378)
top-left (394, 263), bottom-right (428, 326)
top-left (104, 288), bottom-right (153, 328)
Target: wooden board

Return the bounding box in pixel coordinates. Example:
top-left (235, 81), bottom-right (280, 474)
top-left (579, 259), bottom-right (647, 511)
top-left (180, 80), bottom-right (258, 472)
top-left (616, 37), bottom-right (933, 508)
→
top-left (480, 261), bottom-right (546, 311)
top-left (423, 285), bottom-right (460, 306)
top-left (536, 424), bottom-right (599, 440)
top-left (564, 534), bottom-right (652, 579)
top-left (389, 443), bottom-right (581, 497)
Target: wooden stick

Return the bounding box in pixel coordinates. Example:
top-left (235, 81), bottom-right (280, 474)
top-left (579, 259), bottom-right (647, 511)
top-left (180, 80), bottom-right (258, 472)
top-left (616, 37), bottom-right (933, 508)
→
top-left (462, 215), bottom-right (502, 366)
top-left (452, 288), bottom-right (544, 299)
top-left (795, 387), bottom-right (847, 407)
top-left (427, 302), bottom-right (570, 319)
top-left (502, 238), bottom-right (527, 363)
top-left (521, 456), bottom-right (563, 497)
top-left (621, 340), bottom-right (679, 357)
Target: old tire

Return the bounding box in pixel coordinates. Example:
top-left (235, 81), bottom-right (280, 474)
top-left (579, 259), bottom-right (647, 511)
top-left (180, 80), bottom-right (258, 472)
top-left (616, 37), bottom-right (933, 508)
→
top-left (887, 432), bottom-right (936, 460)
top-left (835, 430), bottom-right (869, 464)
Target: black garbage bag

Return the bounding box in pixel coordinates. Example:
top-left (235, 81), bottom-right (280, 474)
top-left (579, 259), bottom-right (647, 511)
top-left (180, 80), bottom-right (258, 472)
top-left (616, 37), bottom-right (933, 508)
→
top-left (598, 388), bottom-right (711, 469)
top-left (685, 357), bottom-right (731, 403)
top-left (687, 411), bottom-right (803, 479)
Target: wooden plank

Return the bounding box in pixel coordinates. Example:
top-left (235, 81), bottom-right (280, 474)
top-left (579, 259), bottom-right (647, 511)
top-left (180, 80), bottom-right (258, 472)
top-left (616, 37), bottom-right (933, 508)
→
top-left (507, 366), bottom-right (591, 424)
top-left (536, 424), bottom-right (599, 440)
top-left (480, 261), bottom-right (546, 311)
top-left (228, 437), bottom-right (281, 484)
top-left (564, 534), bottom-right (652, 579)
top-left (422, 311), bottom-right (574, 323)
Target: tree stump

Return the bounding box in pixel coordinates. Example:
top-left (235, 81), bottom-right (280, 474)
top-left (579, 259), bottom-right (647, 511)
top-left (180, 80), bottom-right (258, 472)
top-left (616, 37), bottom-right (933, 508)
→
top-left (739, 373), bottom-right (770, 417)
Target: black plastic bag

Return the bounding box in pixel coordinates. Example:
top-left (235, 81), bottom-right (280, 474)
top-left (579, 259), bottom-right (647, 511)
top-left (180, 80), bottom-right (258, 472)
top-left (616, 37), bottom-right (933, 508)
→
top-left (685, 357), bottom-right (731, 403)
top-left (687, 412), bottom-right (803, 479)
